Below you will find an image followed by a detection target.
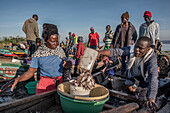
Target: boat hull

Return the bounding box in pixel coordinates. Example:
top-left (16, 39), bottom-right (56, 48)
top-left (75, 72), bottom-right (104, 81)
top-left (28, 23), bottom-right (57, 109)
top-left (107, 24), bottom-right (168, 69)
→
top-left (0, 61), bottom-right (29, 82)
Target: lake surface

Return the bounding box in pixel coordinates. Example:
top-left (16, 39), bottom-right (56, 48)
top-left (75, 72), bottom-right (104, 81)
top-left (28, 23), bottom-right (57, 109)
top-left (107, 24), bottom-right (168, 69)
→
top-left (162, 44), bottom-right (170, 51)
top-left (99, 42), bottom-right (170, 51)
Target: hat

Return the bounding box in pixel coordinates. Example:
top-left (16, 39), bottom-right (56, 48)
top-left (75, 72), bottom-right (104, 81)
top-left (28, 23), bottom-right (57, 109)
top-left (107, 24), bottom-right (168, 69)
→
top-left (144, 11), bottom-right (152, 17)
top-left (72, 33), bottom-right (75, 37)
top-left (42, 23), bottom-right (58, 41)
top-left (78, 36), bottom-right (83, 42)
top-left (90, 27), bottom-right (94, 30)
top-left (121, 11), bottom-right (129, 19)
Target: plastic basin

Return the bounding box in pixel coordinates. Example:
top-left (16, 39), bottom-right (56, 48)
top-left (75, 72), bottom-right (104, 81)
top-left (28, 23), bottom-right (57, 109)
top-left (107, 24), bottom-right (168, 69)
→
top-left (57, 82), bottom-right (110, 113)
top-left (25, 81), bottom-right (39, 94)
top-left (58, 92), bottom-right (109, 113)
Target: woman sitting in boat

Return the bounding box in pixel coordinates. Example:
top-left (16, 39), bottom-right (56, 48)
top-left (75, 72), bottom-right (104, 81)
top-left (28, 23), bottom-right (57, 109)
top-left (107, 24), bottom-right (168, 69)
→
top-left (11, 23), bottom-right (67, 94)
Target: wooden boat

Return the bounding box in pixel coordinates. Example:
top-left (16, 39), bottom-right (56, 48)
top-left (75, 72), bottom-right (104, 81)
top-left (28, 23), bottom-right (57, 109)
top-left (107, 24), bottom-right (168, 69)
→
top-left (0, 61), bottom-right (30, 82)
top-left (0, 88), bottom-right (140, 113)
top-left (9, 50), bottom-right (27, 57)
top-left (0, 62), bottom-right (139, 113)
top-left (0, 89), bottom-right (62, 113)
top-left (0, 48), bottom-right (13, 57)
top-left (0, 55), bottom-right (13, 62)
top-left (0, 59), bottom-right (168, 113)
top-left (0, 48), bottom-right (27, 58)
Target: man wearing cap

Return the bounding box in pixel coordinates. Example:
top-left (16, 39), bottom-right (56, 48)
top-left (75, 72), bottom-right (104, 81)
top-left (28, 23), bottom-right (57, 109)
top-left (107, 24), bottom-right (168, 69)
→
top-left (88, 27), bottom-right (100, 50)
top-left (76, 36), bottom-right (85, 60)
top-left (71, 33), bottom-right (78, 55)
top-left (111, 11), bottom-right (137, 48)
top-left (111, 11), bottom-right (137, 74)
top-left (72, 33), bottom-right (78, 45)
top-left (139, 11), bottom-right (160, 50)
top-left (75, 36), bottom-right (85, 74)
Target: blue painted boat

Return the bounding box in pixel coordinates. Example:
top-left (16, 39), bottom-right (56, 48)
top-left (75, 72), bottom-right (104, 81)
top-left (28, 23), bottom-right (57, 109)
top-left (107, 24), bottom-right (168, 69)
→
top-left (0, 61), bottom-right (29, 82)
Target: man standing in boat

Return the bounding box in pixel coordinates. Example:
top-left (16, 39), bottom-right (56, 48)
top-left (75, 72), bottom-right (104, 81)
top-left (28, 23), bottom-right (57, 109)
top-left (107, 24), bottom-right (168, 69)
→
top-left (72, 33), bottom-right (78, 55)
top-left (11, 23), bottom-right (69, 94)
top-left (110, 12), bottom-right (137, 75)
top-left (103, 25), bottom-right (114, 50)
top-left (68, 32), bottom-right (73, 48)
top-left (22, 14), bottom-right (39, 60)
top-left (87, 27), bottom-right (100, 50)
top-left (99, 36), bottom-right (158, 112)
top-left (139, 11), bottom-right (160, 51)
top-left (74, 36), bottom-right (85, 74)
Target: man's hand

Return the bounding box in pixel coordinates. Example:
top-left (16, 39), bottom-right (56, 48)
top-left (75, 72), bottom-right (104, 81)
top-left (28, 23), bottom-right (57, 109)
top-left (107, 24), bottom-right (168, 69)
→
top-left (128, 86), bottom-right (137, 92)
top-left (63, 61), bottom-right (67, 67)
top-left (144, 98), bottom-right (158, 112)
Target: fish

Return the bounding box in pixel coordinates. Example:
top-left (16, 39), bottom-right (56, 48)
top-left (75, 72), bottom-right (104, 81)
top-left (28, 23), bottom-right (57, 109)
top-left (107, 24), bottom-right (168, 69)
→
top-left (70, 70), bottom-right (95, 90)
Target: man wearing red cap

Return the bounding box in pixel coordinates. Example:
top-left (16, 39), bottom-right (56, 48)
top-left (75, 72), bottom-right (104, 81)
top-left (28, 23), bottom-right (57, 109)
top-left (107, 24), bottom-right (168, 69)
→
top-left (139, 11), bottom-right (160, 50)
top-left (72, 33), bottom-right (78, 45)
top-left (88, 27), bottom-right (100, 49)
top-left (72, 33), bottom-right (78, 55)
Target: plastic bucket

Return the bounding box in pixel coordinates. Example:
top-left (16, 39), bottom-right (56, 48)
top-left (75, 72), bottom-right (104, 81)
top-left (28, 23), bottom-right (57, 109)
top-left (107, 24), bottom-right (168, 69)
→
top-left (25, 81), bottom-right (39, 94)
top-left (58, 92), bottom-right (109, 113)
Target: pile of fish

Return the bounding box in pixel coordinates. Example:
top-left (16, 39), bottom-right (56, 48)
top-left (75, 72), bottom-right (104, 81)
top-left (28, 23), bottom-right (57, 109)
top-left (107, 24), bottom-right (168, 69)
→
top-left (70, 69), bottom-right (95, 90)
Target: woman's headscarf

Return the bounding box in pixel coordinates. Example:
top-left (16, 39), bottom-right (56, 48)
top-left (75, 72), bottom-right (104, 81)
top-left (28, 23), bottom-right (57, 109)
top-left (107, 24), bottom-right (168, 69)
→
top-left (42, 23), bottom-right (58, 42)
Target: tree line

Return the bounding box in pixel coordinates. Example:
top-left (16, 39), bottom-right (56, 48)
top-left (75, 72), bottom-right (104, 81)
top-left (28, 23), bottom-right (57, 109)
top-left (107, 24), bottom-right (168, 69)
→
top-left (0, 36), bottom-right (26, 45)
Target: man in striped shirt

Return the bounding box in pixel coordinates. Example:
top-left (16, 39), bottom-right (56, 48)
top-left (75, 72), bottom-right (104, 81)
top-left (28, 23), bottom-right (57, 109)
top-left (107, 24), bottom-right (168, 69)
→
top-left (103, 25), bottom-right (114, 49)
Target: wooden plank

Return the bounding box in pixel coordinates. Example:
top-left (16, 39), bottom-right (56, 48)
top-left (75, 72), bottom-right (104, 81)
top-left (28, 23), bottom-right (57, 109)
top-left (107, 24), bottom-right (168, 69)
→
top-left (101, 103), bottom-right (139, 113)
top-left (3, 96), bottom-right (55, 113)
top-left (46, 105), bottom-right (62, 113)
top-left (103, 104), bottom-right (115, 110)
top-left (18, 96), bottom-right (57, 113)
top-left (0, 90), bottom-right (57, 112)
top-left (109, 89), bottom-right (144, 102)
top-left (157, 102), bottom-right (170, 113)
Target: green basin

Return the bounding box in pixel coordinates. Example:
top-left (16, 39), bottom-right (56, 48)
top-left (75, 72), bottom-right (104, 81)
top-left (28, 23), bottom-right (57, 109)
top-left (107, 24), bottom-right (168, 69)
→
top-left (25, 81), bottom-right (39, 94)
top-left (58, 92), bottom-right (109, 113)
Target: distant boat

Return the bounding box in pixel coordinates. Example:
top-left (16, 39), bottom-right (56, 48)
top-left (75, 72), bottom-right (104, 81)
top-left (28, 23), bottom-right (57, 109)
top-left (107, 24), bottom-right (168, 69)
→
top-left (0, 61), bottom-right (29, 82)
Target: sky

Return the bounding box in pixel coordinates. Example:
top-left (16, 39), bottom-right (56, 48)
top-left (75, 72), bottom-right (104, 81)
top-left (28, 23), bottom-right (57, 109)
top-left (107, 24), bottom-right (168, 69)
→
top-left (0, 0), bottom-right (170, 42)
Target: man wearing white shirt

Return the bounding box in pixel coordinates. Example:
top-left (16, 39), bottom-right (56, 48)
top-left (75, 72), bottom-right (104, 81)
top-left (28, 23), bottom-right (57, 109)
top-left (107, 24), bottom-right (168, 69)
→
top-left (139, 11), bottom-right (160, 50)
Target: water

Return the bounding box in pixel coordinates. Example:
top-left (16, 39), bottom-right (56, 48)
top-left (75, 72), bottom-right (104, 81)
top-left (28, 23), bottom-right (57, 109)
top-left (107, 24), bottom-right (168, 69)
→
top-left (100, 42), bottom-right (170, 51)
top-left (162, 44), bottom-right (170, 51)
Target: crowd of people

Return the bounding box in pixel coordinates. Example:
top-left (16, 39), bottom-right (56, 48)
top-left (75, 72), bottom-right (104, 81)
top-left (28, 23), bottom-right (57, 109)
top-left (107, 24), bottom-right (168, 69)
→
top-left (10, 10), bottom-right (161, 112)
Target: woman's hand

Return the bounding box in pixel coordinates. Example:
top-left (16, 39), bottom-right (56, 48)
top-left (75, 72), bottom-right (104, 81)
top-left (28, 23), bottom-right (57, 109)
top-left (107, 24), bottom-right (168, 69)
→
top-left (11, 67), bottom-right (37, 92)
top-left (11, 77), bottom-right (20, 92)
